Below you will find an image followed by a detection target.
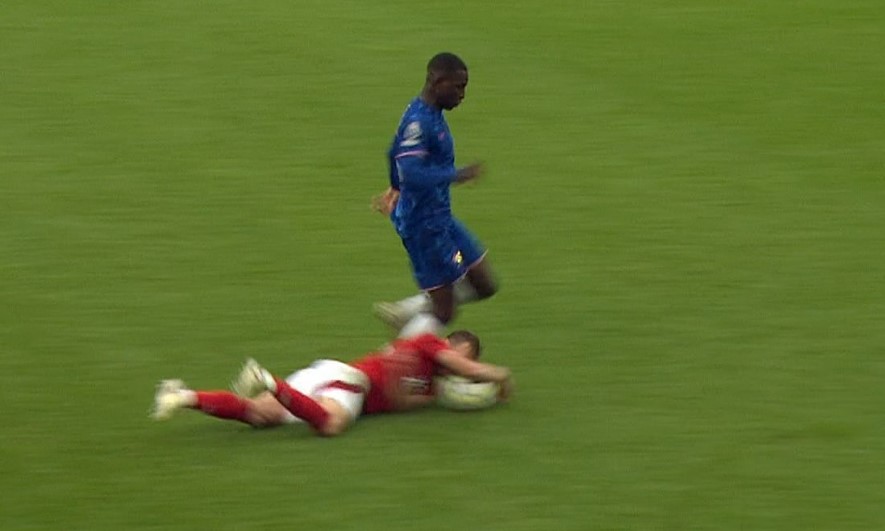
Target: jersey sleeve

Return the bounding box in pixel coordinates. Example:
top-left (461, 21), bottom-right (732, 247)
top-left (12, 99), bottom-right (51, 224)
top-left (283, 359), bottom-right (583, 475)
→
top-left (391, 118), bottom-right (457, 189)
top-left (407, 333), bottom-right (451, 362)
top-left (386, 141), bottom-right (399, 191)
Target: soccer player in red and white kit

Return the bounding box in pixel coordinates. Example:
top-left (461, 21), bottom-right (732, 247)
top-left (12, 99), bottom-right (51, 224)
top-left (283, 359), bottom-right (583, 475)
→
top-left (151, 331), bottom-right (512, 437)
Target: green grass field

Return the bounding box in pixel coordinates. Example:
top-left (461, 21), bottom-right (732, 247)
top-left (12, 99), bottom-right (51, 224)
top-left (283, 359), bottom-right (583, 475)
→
top-left (2, 1), bottom-right (884, 529)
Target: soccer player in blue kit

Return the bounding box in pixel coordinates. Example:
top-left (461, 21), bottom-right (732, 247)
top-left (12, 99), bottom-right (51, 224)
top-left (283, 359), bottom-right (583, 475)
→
top-left (372, 52), bottom-right (498, 338)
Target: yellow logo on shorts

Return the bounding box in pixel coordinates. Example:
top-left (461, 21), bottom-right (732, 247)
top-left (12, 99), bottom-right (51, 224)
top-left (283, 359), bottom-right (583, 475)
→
top-left (453, 251), bottom-right (463, 265)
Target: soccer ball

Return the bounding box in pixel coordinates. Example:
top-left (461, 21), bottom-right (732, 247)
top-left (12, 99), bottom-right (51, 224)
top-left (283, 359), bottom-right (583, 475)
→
top-left (435, 376), bottom-right (499, 411)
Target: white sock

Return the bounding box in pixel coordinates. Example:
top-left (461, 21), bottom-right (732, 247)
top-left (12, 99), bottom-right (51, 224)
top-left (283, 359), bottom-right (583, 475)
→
top-left (453, 277), bottom-right (479, 305)
top-left (399, 313), bottom-right (444, 338)
top-left (181, 390), bottom-right (198, 407)
top-left (396, 293), bottom-right (431, 316)
top-left (394, 278), bottom-right (477, 321)
top-left (261, 368), bottom-right (278, 393)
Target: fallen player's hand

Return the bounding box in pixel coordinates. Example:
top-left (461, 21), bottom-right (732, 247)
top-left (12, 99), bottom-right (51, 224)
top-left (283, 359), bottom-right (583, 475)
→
top-left (371, 188), bottom-right (400, 215)
top-left (497, 376), bottom-right (514, 403)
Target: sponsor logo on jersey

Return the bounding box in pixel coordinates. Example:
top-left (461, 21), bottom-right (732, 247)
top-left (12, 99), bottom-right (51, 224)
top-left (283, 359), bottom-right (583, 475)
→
top-left (401, 376), bottom-right (430, 393)
top-left (400, 121), bottom-right (422, 147)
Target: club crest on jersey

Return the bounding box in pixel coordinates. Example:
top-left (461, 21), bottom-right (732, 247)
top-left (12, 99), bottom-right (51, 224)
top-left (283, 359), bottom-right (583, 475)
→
top-left (401, 376), bottom-right (430, 393)
top-left (400, 121), bottom-right (422, 147)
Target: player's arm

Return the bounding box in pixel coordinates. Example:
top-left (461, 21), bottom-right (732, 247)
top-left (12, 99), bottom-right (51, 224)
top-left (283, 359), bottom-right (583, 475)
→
top-left (396, 157), bottom-right (482, 189)
top-left (405, 334), bottom-right (509, 384)
top-left (371, 144), bottom-right (402, 215)
top-left (386, 143), bottom-right (399, 191)
top-left (371, 187), bottom-right (399, 215)
top-left (452, 163), bottom-right (483, 185)
top-left (435, 349), bottom-right (510, 384)
top-left (393, 118), bottom-right (482, 189)
top-left (435, 349), bottom-right (513, 401)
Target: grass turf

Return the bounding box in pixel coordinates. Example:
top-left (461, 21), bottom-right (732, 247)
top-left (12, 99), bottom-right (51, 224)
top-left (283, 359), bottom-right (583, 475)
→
top-left (2, 1), bottom-right (884, 529)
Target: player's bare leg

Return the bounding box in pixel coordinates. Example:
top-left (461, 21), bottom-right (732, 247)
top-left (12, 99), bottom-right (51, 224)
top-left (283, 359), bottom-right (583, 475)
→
top-left (373, 295), bottom-right (429, 330)
top-left (429, 284), bottom-right (457, 323)
top-left (311, 397), bottom-right (355, 436)
top-left (231, 358), bottom-right (354, 437)
top-left (399, 285), bottom-right (453, 337)
top-left (240, 393), bottom-right (293, 427)
top-left (151, 378), bottom-right (285, 427)
top-left (464, 256), bottom-right (498, 300)
top-left (376, 257), bottom-right (497, 332)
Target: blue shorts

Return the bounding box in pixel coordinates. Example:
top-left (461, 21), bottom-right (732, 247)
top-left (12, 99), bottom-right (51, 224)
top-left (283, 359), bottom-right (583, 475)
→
top-left (401, 218), bottom-right (487, 290)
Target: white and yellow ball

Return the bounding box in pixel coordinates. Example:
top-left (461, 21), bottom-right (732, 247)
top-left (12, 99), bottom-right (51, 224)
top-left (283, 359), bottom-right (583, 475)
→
top-left (435, 376), bottom-right (499, 411)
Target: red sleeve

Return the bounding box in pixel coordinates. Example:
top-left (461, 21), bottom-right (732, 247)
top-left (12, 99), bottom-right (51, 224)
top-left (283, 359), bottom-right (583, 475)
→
top-left (406, 333), bottom-right (450, 362)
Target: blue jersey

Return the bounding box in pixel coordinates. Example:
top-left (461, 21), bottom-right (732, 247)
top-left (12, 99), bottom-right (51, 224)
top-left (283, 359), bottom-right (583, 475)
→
top-left (387, 97), bottom-right (457, 239)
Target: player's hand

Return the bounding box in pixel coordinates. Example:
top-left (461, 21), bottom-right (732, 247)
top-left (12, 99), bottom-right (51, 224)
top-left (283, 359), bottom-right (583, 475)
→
top-left (497, 376), bottom-right (514, 403)
top-left (454, 162), bottom-right (483, 185)
top-left (371, 187), bottom-right (400, 215)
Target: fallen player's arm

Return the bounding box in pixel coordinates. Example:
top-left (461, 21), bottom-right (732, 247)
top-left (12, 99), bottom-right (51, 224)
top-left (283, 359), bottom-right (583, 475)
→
top-left (435, 349), bottom-right (511, 384)
top-left (436, 350), bottom-right (513, 402)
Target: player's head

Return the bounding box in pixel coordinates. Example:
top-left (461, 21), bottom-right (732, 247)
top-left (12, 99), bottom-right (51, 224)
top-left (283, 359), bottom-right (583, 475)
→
top-left (447, 329), bottom-right (481, 360)
top-left (424, 52), bottom-right (469, 111)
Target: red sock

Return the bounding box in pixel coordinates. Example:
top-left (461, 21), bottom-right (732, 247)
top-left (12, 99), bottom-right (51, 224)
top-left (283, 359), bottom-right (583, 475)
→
top-left (272, 377), bottom-right (329, 432)
top-left (195, 391), bottom-right (251, 424)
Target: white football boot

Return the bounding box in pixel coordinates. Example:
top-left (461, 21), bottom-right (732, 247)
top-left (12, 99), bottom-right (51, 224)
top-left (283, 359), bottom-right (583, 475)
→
top-left (372, 301), bottom-right (411, 330)
top-left (150, 379), bottom-right (191, 420)
top-left (231, 358), bottom-right (276, 397)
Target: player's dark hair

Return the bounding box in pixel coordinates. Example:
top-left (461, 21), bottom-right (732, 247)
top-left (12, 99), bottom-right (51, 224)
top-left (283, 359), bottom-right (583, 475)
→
top-left (447, 329), bottom-right (481, 359)
top-left (427, 52), bottom-right (467, 74)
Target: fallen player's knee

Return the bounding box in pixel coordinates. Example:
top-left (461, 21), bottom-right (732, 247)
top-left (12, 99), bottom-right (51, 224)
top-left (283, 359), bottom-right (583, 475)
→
top-left (246, 409), bottom-right (281, 428)
top-left (317, 413), bottom-right (350, 437)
